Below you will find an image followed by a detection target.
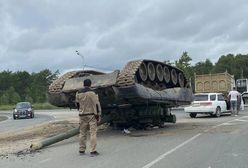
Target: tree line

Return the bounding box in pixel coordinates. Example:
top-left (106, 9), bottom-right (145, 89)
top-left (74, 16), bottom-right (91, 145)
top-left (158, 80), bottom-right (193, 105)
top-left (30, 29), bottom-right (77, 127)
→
top-left (0, 69), bottom-right (58, 105)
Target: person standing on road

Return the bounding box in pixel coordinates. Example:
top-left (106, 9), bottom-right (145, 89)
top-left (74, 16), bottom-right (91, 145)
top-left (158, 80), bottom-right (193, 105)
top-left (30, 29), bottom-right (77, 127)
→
top-left (228, 87), bottom-right (241, 116)
top-left (75, 79), bottom-right (102, 156)
top-left (237, 94), bottom-right (241, 115)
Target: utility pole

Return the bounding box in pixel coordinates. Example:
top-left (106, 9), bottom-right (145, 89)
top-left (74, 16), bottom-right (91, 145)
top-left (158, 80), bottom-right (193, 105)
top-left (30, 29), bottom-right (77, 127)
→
top-left (75, 50), bottom-right (86, 70)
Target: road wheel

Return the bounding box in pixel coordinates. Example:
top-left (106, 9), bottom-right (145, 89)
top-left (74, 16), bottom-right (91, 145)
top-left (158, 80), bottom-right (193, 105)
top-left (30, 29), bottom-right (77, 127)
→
top-left (215, 107), bottom-right (221, 117)
top-left (13, 115), bottom-right (16, 120)
top-left (190, 113), bottom-right (197, 118)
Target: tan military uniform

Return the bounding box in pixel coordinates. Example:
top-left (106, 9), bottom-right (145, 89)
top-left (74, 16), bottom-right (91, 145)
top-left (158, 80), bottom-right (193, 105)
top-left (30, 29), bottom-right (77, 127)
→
top-left (75, 90), bottom-right (102, 152)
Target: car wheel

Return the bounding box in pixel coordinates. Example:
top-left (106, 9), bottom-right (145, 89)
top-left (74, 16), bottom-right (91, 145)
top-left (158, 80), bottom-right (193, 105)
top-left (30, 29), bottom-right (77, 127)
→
top-left (190, 113), bottom-right (197, 118)
top-left (13, 115), bottom-right (16, 120)
top-left (215, 107), bottom-right (221, 117)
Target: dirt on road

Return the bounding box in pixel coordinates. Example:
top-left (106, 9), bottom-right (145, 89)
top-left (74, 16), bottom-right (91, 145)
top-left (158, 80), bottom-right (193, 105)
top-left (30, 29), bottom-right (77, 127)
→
top-left (0, 120), bottom-right (78, 155)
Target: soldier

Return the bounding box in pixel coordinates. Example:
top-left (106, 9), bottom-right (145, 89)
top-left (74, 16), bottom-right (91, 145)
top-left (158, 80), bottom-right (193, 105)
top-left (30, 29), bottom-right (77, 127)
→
top-left (75, 79), bottom-right (101, 156)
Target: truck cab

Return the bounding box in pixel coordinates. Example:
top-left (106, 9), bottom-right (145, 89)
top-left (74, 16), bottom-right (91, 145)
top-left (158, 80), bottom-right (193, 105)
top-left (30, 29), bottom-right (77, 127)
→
top-left (236, 79), bottom-right (248, 94)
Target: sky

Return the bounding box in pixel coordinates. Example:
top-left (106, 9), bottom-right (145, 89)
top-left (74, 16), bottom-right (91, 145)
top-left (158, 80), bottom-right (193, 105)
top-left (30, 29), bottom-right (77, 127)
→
top-left (1, 0), bottom-right (248, 74)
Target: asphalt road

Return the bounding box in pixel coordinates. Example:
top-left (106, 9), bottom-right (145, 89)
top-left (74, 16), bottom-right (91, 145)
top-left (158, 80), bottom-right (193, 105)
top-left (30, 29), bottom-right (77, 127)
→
top-left (0, 112), bottom-right (53, 133)
top-left (0, 109), bottom-right (78, 133)
top-left (1, 110), bottom-right (248, 168)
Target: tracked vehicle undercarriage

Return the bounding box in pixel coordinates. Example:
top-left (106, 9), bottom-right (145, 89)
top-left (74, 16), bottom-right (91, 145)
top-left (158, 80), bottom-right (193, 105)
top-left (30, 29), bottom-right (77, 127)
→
top-left (48, 59), bottom-right (193, 128)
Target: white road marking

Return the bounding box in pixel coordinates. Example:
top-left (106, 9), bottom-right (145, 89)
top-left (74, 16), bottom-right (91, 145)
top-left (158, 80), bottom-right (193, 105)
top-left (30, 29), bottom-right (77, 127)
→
top-left (209, 116), bottom-right (248, 129)
top-left (219, 122), bottom-right (235, 126)
top-left (142, 115), bottom-right (248, 168)
top-left (240, 116), bottom-right (248, 118)
top-left (142, 133), bottom-right (202, 168)
top-left (232, 153), bottom-right (238, 157)
top-left (39, 158), bottom-right (51, 163)
top-left (0, 115), bottom-right (11, 123)
top-left (234, 119), bottom-right (248, 122)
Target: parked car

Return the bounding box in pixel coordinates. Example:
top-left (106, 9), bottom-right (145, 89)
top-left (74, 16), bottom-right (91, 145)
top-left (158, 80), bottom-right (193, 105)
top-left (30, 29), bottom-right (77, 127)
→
top-left (184, 93), bottom-right (231, 118)
top-left (13, 102), bottom-right (34, 119)
top-left (242, 92), bottom-right (248, 105)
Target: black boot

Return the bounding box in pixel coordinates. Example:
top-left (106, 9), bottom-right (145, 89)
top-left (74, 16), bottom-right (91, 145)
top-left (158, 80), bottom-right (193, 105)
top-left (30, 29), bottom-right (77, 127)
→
top-left (79, 151), bottom-right (85, 155)
top-left (90, 151), bottom-right (99, 157)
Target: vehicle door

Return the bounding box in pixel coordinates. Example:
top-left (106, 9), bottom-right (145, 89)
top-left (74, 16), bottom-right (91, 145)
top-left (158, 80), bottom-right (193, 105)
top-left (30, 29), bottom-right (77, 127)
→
top-left (217, 94), bottom-right (227, 111)
top-left (210, 94), bottom-right (217, 109)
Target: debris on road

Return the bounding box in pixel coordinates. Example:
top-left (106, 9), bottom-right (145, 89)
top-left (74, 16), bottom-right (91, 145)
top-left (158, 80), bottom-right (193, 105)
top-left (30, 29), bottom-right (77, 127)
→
top-left (0, 120), bottom-right (78, 156)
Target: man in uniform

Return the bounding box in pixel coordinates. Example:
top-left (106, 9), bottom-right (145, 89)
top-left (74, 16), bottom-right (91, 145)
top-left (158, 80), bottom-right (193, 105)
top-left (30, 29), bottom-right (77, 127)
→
top-left (75, 79), bottom-right (101, 156)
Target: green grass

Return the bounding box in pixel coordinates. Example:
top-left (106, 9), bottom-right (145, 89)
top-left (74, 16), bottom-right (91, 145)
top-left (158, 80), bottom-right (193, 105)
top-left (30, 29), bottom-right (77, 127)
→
top-left (0, 104), bottom-right (15, 111)
top-left (32, 103), bottom-right (62, 110)
top-left (0, 103), bottom-right (61, 111)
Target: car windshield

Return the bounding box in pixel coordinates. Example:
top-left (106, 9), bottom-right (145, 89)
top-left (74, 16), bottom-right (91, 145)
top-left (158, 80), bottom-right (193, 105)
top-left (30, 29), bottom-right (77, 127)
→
top-left (16, 103), bottom-right (31, 109)
top-left (194, 94), bottom-right (208, 101)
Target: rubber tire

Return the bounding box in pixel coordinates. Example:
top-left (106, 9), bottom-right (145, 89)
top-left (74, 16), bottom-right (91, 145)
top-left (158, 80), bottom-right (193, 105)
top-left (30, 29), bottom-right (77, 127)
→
top-left (171, 69), bottom-right (177, 85)
top-left (215, 107), bottom-right (221, 118)
top-left (13, 115), bottom-right (16, 120)
top-left (138, 62), bottom-right (148, 82)
top-left (190, 113), bottom-right (197, 118)
top-left (147, 62), bottom-right (156, 81)
top-left (163, 66), bottom-right (170, 83)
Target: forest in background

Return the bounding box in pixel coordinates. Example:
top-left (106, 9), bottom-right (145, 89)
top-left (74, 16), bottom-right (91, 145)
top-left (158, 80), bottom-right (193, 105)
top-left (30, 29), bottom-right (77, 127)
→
top-left (0, 53), bottom-right (248, 105)
top-left (0, 69), bottom-right (58, 105)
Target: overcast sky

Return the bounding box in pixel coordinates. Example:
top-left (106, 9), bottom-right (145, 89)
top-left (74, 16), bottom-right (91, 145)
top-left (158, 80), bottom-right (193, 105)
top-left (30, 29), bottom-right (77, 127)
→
top-left (1, 0), bottom-right (248, 73)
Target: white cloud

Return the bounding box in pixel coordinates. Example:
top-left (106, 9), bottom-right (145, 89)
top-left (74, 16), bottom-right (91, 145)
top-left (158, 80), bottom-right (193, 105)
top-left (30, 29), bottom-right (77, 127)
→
top-left (1, 0), bottom-right (248, 73)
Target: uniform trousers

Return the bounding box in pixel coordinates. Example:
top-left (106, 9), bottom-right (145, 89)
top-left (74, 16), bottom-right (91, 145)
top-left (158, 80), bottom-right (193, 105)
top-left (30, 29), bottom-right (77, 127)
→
top-left (79, 115), bottom-right (97, 152)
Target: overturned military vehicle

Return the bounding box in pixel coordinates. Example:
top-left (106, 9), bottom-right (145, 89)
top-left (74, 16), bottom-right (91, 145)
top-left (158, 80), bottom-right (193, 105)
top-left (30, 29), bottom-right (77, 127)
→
top-left (48, 59), bottom-right (193, 128)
